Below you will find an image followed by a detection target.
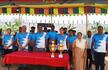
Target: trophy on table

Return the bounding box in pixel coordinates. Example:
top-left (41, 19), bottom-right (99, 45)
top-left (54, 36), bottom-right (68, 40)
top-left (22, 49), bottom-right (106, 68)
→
top-left (50, 40), bottom-right (56, 58)
top-left (58, 40), bottom-right (63, 58)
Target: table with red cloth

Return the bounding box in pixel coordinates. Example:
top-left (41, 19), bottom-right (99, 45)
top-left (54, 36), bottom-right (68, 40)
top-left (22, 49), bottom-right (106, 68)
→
top-left (3, 51), bottom-right (70, 70)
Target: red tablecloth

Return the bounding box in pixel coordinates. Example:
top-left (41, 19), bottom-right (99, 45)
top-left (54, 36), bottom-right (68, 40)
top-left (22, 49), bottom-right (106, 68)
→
top-left (3, 51), bottom-right (70, 70)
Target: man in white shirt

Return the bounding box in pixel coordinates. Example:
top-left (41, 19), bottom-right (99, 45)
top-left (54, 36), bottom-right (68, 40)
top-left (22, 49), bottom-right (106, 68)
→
top-left (86, 31), bottom-right (93, 70)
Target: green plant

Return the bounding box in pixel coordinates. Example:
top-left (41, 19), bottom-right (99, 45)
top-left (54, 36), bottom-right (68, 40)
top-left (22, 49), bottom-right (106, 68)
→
top-left (91, 22), bottom-right (101, 33)
top-left (67, 23), bottom-right (76, 30)
top-left (1, 20), bottom-right (20, 34)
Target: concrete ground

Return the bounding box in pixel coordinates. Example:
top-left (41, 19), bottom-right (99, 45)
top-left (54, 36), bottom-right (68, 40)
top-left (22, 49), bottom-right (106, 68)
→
top-left (0, 57), bottom-right (108, 70)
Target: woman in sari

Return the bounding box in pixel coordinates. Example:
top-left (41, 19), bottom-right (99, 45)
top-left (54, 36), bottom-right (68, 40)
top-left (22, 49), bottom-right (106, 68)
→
top-left (72, 32), bottom-right (87, 70)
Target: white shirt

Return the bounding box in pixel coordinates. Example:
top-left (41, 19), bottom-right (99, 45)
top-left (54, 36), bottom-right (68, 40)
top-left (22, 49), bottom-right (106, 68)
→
top-left (87, 36), bottom-right (92, 49)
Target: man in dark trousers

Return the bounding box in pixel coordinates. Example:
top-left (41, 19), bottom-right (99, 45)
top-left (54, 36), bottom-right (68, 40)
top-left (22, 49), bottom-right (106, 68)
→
top-left (91, 26), bottom-right (108, 70)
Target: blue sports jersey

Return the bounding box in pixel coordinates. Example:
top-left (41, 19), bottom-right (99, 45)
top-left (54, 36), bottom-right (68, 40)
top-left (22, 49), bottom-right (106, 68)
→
top-left (67, 35), bottom-right (77, 45)
top-left (15, 32), bottom-right (21, 40)
top-left (3, 34), bottom-right (14, 49)
top-left (56, 34), bottom-right (68, 50)
top-left (92, 33), bottom-right (108, 52)
top-left (33, 32), bottom-right (46, 48)
top-left (28, 33), bottom-right (36, 40)
top-left (45, 31), bottom-right (57, 40)
top-left (17, 32), bottom-right (29, 47)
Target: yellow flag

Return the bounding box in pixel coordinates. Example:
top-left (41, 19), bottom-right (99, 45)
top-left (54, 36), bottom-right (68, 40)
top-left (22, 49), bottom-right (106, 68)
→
top-left (79, 7), bottom-right (84, 14)
top-left (54, 8), bottom-right (58, 15)
top-left (30, 8), bottom-right (34, 15)
top-left (7, 7), bottom-right (12, 14)
top-left (0, 8), bottom-right (2, 14)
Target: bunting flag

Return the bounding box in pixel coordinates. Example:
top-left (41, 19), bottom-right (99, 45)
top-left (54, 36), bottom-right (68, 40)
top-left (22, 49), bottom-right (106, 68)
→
top-left (73, 7), bottom-right (79, 14)
top-left (95, 7), bottom-right (101, 14)
top-left (2, 8), bottom-right (7, 13)
top-left (38, 8), bottom-right (44, 14)
top-left (0, 6), bottom-right (108, 15)
top-left (68, 8), bottom-right (73, 14)
top-left (63, 8), bottom-right (68, 14)
top-left (25, 8), bottom-right (30, 14)
top-left (7, 7), bottom-right (12, 14)
top-left (44, 8), bottom-right (49, 15)
top-left (89, 6), bottom-right (95, 13)
top-left (49, 8), bottom-right (53, 14)
top-left (30, 8), bottom-right (34, 15)
top-left (58, 8), bottom-right (63, 14)
top-left (79, 7), bottom-right (84, 14)
top-left (101, 8), bottom-right (107, 13)
top-left (35, 8), bottom-right (38, 14)
top-left (54, 8), bottom-right (58, 15)
top-left (0, 8), bottom-right (2, 14)
top-left (21, 7), bottom-right (25, 14)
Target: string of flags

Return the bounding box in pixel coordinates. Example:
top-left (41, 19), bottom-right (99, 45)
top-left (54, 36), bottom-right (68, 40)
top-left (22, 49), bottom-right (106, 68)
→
top-left (0, 6), bottom-right (108, 15)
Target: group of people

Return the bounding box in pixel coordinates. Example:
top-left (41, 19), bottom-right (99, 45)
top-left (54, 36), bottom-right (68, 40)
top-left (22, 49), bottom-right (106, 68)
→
top-left (0, 25), bottom-right (108, 70)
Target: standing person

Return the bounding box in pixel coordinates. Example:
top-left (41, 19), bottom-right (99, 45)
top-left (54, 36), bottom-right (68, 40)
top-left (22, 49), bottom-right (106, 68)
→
top-left (33, 26), bottom-right (46, 52)
top-left (91, 26), bottom-right (108, 70)
top-left (14, 27), bottom-right (22, 51)
top-left (28, 26), bottom-right (35, 51)
top-left (32, 26), bottom-right (47, 70)
top-left (67, 29), bottom-right (77, 65)
top-left (86, 31), bottom-right (93, 70)
top-left (2, 28), bottom-right (14, 55)
top-left (73, 32), bottom-right (87, 70)
top-left (17, 25), bottom-right (29, 51)
top-left (13, 32), bottom-right (18, 52)
top-left (45, 25), bottom-right (57, 52)
top-left (56, 27), bottom-right (68, 52)
top-left (16, 25), bottom-right (29, 70)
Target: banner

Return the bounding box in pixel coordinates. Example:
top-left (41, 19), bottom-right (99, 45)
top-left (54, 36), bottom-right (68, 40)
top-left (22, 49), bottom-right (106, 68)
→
top-left (0, 6), bottom-right (108, 15)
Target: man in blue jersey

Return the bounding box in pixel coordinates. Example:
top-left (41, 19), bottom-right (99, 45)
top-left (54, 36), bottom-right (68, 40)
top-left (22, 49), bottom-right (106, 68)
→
top-left (67, 29), bottom-right (77, 64)
top-left (56, 27), bottom-right (68, 52)
top-left (13, 27), bottom-right (22, 51)
top-left (28, 26), bottom-right (35, 51)
top-left (17, 25), bottom-right (29, 70)
top-left (86, 31), bottom-right (93, 70)
top-left (45, 25), bottom-right (57, 52)
top-left (91, 26), bottom-right (108, 70)
top-left (17, 25), bottom-right (29, 51)
top-left (2, 28), bottom-right (14, 55)
top-left (32, 26), bottom-right (46, 52)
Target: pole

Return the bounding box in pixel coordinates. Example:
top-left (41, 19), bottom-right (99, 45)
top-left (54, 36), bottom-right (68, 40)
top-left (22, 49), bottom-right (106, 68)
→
top-left (85, 13), bottom-right (88, 33)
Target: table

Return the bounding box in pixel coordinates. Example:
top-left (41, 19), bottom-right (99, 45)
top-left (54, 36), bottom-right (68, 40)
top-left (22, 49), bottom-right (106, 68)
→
top-left (3, 51), bottom-right (70, 70)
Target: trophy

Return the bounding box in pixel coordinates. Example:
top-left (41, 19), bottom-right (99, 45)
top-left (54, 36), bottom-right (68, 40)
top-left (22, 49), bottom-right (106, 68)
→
top-left (58, 40), bottom-right (63, 58)
top-left (50, 40), bottom-right (56, 58)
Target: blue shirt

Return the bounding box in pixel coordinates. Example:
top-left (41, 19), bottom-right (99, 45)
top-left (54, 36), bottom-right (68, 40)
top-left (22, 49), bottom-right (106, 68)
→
top-left (17, 32), bottom-right (29, 46)
top-left (67, 35), bottom-right (77, 45)
top-left (15, 32), bottom-right (21, 40)
top-left (45, 31), bottom-right (57, 40)
top-left (28, 33), bottom-right (35, 41)
top-left (33, 32), bottom-right (46, 48)
top-left (3, 34), bottom-right (14, 49)
top-left (56, 34), bottom-right (67, 44)
top-left (56, 34), bottom-right (68, 50)
top-left (92, 33), bottom-right (108, 52)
